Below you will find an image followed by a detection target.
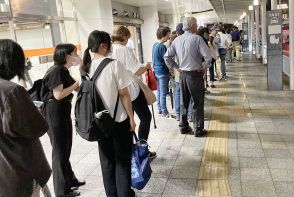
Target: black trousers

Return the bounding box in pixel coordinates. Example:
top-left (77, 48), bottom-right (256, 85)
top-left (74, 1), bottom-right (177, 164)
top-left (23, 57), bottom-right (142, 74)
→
top-left (45, 101), bottom-right (76, 196)
top-left (209, 58), bottom-right (216, 81)
top-left (180, 70), bottom-right (205, 132)
top-left (98, 119), bottom-right (135, 197)
top-left (132, 89), bottom-right (152, 140)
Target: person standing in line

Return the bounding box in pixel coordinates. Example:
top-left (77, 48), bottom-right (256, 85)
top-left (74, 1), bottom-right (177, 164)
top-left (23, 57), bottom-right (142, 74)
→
top-left (226, 29), bottom-right (233, 63)
top-left (164, 17), bottom-right (212, 137)
top-left (0, 39), bottom-right (51, 197)
top-left (41, 44), bottom-right (85, 197)
top-left (111, 25), bottom-right (156, 160)
top-left (208, 26), bottom-right (220, 87)
top-left (171, 24), bottom-right (184, 121)
top-left (217, 28), bottom-right (231, 80)
top-left (231, 27), bottom-right (241, 61)
top-left (152, 26), bottom-right (172, 117)
top-left (82, 30), bottom-right (136, 197)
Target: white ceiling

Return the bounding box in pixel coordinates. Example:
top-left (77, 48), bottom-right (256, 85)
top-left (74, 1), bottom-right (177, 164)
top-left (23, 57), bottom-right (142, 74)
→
top-left (113, 0), bottom-right (221, 24)
top-left (113, 0), bottom-right (256, 25)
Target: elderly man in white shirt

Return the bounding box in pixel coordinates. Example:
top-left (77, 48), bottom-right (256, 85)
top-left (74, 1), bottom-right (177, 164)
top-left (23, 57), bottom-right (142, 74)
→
top-left (164, 17), bottom-right (212, 137)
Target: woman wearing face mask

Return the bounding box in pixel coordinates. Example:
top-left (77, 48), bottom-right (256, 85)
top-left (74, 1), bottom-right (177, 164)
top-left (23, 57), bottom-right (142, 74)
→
top-left (41, 44), bottom-right (84, 197)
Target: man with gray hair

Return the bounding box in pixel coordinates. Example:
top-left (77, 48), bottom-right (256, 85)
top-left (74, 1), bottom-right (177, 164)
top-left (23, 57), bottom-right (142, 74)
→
top-left (164, 16), bottom-right (212, 137)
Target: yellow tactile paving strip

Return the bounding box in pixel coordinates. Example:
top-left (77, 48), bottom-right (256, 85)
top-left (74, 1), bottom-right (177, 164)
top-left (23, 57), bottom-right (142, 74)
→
top-left (197, 85), bottom-right (232, 197)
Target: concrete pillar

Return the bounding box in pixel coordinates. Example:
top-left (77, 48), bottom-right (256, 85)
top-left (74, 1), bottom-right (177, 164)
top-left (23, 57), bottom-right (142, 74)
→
top-left (255, 5), bottom-right (261, 59)
top-left (271, 0), bottom-right (277, 10)
top-left (250, 10), bottom-right (254, 52)
top-left (76, 0), bottom-right (113, 51)
top-left (139, 5), bottom-right (159, 62)
top-left (261, 0), bottom-right (267, 64)
top-left (49, 0), bottom-right (63, 46)
top-left (290, 0), bottom-right (294, 89)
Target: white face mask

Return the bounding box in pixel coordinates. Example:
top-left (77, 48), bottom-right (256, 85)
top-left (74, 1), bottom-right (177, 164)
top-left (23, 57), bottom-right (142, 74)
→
top-left (71, 56), bottom-right (82, 67)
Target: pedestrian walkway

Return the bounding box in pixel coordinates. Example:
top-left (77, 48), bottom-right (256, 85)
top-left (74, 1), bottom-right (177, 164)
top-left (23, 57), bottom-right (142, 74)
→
top-left (41, 53), bottom-right (294, 196)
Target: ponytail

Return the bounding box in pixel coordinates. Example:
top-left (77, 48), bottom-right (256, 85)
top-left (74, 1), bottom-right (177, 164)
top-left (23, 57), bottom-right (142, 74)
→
top-left (82, 47), bottom-right (91, 73)
top-left (81, 30), bottom-right (112, 73)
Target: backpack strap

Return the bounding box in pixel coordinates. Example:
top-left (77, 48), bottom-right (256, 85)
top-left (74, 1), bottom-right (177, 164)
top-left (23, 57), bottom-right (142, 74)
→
top-left (91, 58), bottom-right (120, 121)
top-left (113, 94), bottom-right (119, 121)
top-left (91, 58), bottom-right (114, 81)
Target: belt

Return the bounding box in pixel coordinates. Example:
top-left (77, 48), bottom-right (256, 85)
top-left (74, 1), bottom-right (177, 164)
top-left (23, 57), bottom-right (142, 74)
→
top-left (48, 98), bottom-right (72, 103)
top-left (182, 69), bottom-right (202, 73)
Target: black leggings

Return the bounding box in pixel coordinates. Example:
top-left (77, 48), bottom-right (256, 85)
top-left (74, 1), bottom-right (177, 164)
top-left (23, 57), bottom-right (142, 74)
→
top-left (132, 89), bottom-right (152, 140)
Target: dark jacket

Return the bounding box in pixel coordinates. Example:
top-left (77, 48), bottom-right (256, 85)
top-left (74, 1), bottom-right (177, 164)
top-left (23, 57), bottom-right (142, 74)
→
top-left (0, 78), bottom-right (51, 197)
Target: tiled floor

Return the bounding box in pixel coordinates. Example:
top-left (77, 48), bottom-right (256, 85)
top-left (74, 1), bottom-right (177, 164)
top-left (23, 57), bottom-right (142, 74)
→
top-left (40, 54), bottom-right (294, 197)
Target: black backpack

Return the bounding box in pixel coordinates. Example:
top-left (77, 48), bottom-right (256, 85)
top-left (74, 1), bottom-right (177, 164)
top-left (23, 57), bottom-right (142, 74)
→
top-left (75, 58), bottom-right (119, 141)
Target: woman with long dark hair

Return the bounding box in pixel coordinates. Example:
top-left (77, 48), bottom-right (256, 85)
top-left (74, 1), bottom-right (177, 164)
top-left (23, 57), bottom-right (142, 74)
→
top-left (41, 44), bottom-right (85, 197)
top-left (82, 30), bottom-right (136, 197)
top-left (0, 39), bottom-right (51, 196)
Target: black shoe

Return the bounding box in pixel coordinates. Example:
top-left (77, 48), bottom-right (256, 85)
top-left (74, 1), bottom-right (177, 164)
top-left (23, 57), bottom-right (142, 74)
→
top-left (194, 129), bottom-right (208, 137)
top-left (149, 151), bottom-right (157, 162)
top-left (211, 85), bottom-right (216, 88)
top-left (63, 190), bottom-right (81, 197)
top-left (180, 126), bottom-right (192, 134)
top-left (70, 179), bottom-right (86, 188)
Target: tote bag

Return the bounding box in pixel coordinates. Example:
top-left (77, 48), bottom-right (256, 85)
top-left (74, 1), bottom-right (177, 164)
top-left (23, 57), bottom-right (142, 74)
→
top-left (131, 133), bottom-right (152, 190)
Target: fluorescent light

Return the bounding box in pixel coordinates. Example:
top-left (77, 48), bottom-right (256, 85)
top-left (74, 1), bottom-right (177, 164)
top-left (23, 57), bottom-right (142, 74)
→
top-left (277, 4), bottom-right (288, 9)
top-left (249, 5), bottom-right (253, 10)
top-left (254, 0), bottom-right (259, 6)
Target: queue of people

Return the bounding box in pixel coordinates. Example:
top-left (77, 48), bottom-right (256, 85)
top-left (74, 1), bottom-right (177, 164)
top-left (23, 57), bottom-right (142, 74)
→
top-left (0, 16), bottom-right (240, 197)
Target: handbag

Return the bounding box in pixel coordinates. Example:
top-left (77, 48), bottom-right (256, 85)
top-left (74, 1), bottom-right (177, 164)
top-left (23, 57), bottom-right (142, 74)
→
top-left (145, 69), bottom-right (157, 91)
top-left (131, 132), bottom-right (152, 190)
top-left (133, 77), bottom-right (156, 105)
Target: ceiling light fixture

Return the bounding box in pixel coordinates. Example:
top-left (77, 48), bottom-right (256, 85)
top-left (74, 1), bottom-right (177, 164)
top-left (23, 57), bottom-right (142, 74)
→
top-left (277, 3), bottom-right (288, 9)
top-left (249, 5), bottom-right (253, 10)
top-left (253, 0), bottom-right (259, 6)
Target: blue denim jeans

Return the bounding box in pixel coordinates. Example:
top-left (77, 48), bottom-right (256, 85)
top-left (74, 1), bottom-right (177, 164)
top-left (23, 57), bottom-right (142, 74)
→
top-left (155, 74), bottom-right (169, 114)
top-left (173, 81), bottom-right (180, 117)
top-left (219, 48), bottom-right (227, 77)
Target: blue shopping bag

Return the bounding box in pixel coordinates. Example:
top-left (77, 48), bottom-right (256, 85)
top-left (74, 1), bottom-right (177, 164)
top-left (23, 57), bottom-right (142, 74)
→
top-left (131, 132), bottom-right (152, 190)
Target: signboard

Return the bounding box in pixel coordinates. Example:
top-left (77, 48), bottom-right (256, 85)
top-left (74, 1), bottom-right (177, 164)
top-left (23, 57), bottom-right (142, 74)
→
top-left (242, 23), bottom-right (249, 52)
top-left (267, 10), bottom-right (283, 90)
top-left (267, 10), bottom-right (283, 55)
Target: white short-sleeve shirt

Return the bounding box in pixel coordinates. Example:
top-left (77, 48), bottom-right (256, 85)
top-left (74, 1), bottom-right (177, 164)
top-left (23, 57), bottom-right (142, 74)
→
top-left (89, 57), bottom-right (132, 122)
top-left (111, 43), bottom-right (141, 101)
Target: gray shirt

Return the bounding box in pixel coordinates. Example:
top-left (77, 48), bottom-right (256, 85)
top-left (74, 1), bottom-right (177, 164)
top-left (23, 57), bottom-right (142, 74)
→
top-left (164, 31), bottom-right (212, 71)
